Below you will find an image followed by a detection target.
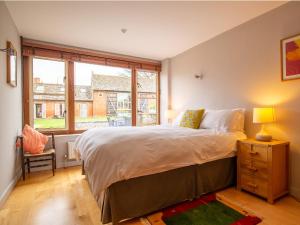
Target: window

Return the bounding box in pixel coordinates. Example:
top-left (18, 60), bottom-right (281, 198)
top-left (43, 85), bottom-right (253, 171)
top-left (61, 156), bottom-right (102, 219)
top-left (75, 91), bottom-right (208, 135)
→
top-left (32, 58), bottom-right (66, 129)
top-left (54, 103), bottom-right (65, 117)
top-left (34, 103), bottom-right (45, 119)
top-left (23, 39), bottom-right (161, 134)
top-left (74, 62), bottom-right (132, 130)
top-left (137, 70), bottom-right (158, 126)
top-left (36, 85), bottom-right (44, 92)
top-left (79, 103), bottom-right (88, 118)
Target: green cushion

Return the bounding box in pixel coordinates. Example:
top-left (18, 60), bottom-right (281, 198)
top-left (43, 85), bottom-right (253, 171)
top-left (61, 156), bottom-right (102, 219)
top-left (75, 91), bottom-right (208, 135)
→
top-left (179, 109), bottom-right (205, 129)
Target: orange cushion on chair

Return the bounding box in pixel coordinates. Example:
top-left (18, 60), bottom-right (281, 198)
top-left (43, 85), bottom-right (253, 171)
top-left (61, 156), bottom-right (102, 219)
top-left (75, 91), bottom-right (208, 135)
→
top-left (22, 125), bottom-right (48, 154)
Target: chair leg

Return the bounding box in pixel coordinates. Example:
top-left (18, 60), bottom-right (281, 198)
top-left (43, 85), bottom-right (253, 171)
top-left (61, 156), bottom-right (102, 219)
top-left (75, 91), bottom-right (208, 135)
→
top-left (27, 158), bottom-right (30, 173)
top-left (54, 154), bottom-right (57, 169)
top-left (52, 154), bottom-right (55, 176)
top-left (22, 158), bottom-right (25, 181)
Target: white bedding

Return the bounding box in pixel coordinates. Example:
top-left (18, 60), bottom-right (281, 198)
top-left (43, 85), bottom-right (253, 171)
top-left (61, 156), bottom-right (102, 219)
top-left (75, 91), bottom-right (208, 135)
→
top-left (74, 125), bottom-right (246, 198)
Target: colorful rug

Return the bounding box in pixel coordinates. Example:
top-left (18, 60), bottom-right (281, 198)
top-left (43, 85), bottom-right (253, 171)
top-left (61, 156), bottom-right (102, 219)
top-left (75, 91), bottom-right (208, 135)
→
top-left (144, 194), bottom-right (262, 225)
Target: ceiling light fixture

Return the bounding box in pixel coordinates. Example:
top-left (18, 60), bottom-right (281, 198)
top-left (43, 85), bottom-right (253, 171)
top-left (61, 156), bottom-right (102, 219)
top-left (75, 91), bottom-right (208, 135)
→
top-left (121, 28), bottom-right (127, 34)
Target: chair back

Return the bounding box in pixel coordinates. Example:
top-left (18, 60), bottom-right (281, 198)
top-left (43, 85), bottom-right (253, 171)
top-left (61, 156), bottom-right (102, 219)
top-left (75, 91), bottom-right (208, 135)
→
top-left (17, 133), bottom-right (56, 153)
top-left (44, 133), bottom-right (56, 150)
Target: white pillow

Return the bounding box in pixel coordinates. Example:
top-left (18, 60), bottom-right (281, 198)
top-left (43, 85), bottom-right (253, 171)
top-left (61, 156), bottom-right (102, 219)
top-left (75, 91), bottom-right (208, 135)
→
top-left (172, 111), bottom-right (184, 127)
top-left (200, 108), bottom-right (245, 132)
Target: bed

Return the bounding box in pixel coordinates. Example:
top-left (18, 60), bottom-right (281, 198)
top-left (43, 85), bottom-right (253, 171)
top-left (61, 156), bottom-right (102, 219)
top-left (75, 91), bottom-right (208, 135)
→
top-left (74, 123), bottom-right (246, 224)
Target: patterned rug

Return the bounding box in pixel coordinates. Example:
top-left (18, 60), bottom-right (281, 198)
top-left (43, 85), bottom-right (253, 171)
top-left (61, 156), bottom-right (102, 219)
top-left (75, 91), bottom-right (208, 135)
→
top-left (122, 194), bottom-right (262, 225)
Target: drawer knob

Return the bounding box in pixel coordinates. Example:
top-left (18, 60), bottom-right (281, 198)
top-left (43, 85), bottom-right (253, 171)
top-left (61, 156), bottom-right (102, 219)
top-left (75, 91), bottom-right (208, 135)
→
top-left (247, 182), bottom-right (258, 188)
top-left (249, 151), bottom-right (258, 155)
top-left (246, 166), bottom-right (258, 172)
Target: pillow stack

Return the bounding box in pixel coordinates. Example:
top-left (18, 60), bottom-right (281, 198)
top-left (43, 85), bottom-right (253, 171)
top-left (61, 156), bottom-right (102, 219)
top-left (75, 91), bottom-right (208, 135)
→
top-left (173, 108), bottom-right (245, 132)
top-left (200, 108), bottom-right (245, 132)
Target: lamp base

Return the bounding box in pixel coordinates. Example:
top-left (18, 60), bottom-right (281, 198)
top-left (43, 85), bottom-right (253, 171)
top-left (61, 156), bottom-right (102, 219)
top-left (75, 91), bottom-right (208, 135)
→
top-left (255, 124), bottom-right (272, 142)
top-left (255, 133), bottom-right (272, 142)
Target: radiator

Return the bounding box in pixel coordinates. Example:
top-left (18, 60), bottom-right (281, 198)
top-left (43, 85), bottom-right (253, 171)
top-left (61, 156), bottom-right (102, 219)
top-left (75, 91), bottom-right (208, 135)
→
top-left (67, 141), bottom-right (77, 160)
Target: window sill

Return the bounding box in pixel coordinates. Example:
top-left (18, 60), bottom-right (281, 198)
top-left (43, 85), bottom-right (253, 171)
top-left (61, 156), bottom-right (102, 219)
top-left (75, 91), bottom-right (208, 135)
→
top-left (38, 129), bottom-right (85, 136)
top-left (37, 123), bottom-right (161, 136)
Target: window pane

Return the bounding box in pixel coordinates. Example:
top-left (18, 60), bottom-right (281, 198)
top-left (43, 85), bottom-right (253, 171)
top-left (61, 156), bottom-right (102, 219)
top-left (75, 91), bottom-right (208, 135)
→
top-left (137, 70), bottom-right (158, 126)
top-left (74, 62), bottom-right (132, 130)
top-left (32, 58), bottom-right (66, 129)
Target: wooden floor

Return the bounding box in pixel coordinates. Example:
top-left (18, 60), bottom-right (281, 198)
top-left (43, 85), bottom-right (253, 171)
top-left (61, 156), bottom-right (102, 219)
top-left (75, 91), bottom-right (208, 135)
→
top-left (0, 166), bottom-right (300, 225)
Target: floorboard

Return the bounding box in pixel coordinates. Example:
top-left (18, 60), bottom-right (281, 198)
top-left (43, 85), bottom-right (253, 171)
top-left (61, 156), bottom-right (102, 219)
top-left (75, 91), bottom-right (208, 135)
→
top-left (0, 166), bottom-right (299, 225)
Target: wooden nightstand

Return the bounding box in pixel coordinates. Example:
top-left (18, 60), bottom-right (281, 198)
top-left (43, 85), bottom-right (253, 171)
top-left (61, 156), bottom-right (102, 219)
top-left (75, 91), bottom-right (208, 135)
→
top-left (237, 139), bottom-right (289, 203)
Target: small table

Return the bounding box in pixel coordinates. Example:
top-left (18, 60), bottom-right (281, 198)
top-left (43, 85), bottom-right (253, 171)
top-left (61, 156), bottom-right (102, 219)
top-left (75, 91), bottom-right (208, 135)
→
top-left (237, 138), bottom-right (289, 203)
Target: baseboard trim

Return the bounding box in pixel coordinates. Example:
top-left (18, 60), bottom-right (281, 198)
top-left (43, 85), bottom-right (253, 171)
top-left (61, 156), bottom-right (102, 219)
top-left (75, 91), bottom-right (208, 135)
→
top-left (57, 160), bottom-right (81, 168)
top-left (0, 169), bottom-right (22, 208)
top-left (290, 186), bottom-right (300, 201)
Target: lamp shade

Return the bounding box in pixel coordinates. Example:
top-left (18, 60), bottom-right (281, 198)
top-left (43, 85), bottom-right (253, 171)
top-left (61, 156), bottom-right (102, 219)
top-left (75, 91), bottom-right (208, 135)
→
top-left (253, 107), bottom-right (275, 124)
top-left (166, 109), bottom-right (176, 119)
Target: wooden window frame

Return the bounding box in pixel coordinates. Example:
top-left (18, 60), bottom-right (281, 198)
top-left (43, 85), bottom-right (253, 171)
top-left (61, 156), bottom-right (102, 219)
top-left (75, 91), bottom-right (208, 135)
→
top-left (22, 38), bottom-right (161, 134)
top-left (136, 69), bottom-right (160, 126)
top-left (28, 56), bottom-right (69, 133)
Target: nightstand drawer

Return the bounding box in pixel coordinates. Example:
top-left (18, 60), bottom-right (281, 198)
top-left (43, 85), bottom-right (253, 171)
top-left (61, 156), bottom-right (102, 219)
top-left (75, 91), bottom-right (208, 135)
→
top-left (241, 159), bottom-right (268, 179)
top-left (237, 139), bottom-right (289, 203)
top-left (240, 143), bottom-right (268, 162)
top-left (241, 174), bottom-right (268, 197)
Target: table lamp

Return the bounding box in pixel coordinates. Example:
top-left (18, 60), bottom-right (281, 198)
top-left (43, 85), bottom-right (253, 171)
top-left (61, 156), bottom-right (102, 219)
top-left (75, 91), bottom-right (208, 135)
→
top-left (253, 107), bottom-right (275, 142)
top-left (166, 109), bottom-right (175, 124)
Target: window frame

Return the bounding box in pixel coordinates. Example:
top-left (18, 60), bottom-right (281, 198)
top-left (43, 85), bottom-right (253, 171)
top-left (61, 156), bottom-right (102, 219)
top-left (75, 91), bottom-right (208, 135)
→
top-left (22, 38), bottom-right (161, 134)
top-left (29, 56), bottom-right (69, 132)
top-left (136, 69), bottom-right (160, 126)
top-left (73, 61), bottom-right (133, 131)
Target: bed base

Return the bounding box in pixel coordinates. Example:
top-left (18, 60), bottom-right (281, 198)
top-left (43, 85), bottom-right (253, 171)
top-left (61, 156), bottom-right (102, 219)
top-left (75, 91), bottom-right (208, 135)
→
top-left (94, 157), bottom-right (237, 224)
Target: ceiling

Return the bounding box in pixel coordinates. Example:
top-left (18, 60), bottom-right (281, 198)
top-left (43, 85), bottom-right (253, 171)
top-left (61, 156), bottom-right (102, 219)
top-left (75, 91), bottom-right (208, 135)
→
top-left (6, 1), bottom-right (285, 61)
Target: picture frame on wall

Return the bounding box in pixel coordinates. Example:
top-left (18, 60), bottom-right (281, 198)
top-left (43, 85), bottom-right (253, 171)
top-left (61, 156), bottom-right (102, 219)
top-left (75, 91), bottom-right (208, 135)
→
top-left (6, 41), bottom-right (17, 87)
top-left (281, 33), bottom-right (300, 81)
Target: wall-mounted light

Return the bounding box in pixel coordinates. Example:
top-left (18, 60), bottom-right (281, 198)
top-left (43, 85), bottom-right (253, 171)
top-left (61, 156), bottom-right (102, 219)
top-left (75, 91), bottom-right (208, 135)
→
top-left (194, 73), bottom-right (204, 80)
top-left (0, 46), bottom-right (15, 56)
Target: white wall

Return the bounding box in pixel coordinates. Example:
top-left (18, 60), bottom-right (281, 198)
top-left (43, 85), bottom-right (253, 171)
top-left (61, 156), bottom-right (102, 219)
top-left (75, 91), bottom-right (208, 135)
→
top-left (160, 59), bottom-right (171, 124)
top-left (169, 2), bottom-right (300, 200)
top-left (0, 2), bottom-right (22, 206)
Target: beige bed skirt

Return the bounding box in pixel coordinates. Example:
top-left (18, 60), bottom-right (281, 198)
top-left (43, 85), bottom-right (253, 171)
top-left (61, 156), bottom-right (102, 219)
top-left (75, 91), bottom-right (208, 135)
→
top-left (86, 156), bottom-right (236, 224)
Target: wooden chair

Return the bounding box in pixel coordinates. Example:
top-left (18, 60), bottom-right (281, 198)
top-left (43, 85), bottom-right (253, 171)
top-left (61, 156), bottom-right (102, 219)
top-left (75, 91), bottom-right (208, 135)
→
top-left (17, 133), bottom-right (57, 180)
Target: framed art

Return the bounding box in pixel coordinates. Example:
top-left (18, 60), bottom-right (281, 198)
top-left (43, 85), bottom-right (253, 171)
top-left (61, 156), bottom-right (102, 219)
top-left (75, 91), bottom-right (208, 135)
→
top-left (281, 33), bottom-right (300, 81)
top-left (6, 41), bottom-right (17, 87)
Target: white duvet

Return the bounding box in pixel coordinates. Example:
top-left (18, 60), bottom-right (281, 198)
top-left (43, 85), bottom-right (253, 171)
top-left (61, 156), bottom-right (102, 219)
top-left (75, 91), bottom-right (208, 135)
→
top-left (74, 125), bottom-right (246, 198)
